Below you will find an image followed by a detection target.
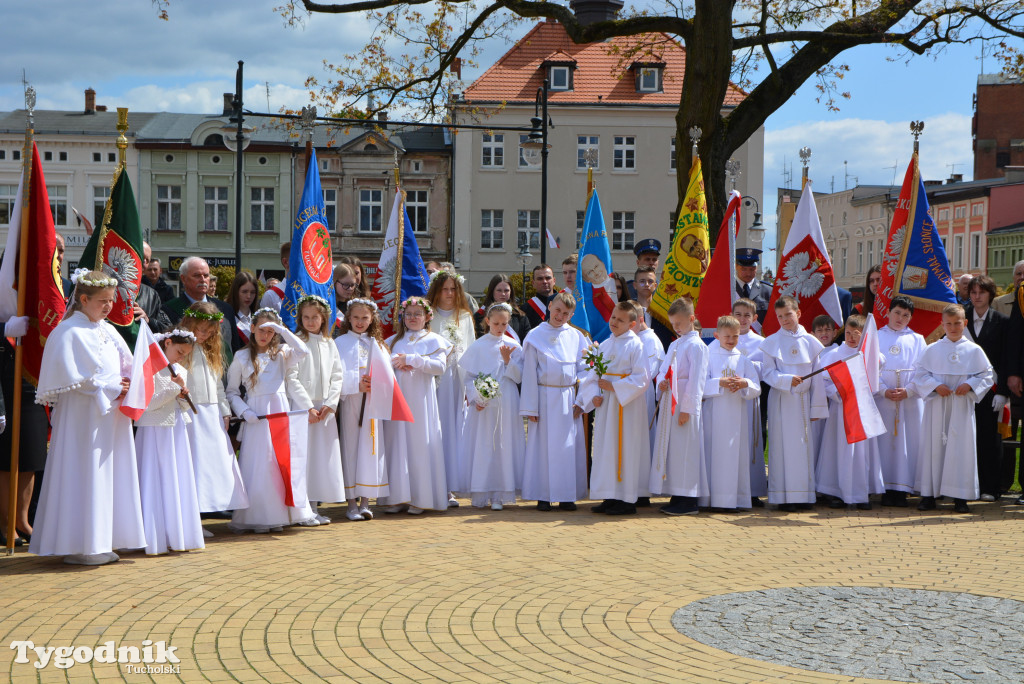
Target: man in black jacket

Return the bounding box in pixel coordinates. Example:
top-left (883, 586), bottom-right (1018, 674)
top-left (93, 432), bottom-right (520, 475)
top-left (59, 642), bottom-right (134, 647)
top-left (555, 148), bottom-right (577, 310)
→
top-left (162, 256), bottom-right (241, 357)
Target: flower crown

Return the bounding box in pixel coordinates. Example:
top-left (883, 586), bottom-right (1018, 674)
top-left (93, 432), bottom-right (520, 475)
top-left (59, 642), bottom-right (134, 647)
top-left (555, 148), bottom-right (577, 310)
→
top-left (399, 297), bottom-right (432, 317)
top-left (429, 269), bottom-right (465, 286)
top-left (154, 329), bottom-right (197, 343)
top-left (297, 294), bottom-right (330, 310)
top-left (486, 302), bottom-right (513, 316)
top-left (71, 268), bottom-right (117, 289)
top-left (252, 307), bottom-right (282, 322)
top-left (347, 297), bottom-right (378, 312)
top-left (183, 308), bottom-right (224, 322)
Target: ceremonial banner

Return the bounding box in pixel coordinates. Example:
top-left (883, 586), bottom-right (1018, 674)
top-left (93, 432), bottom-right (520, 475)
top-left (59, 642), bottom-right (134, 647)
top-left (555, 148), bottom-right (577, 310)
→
top-left (0, 142), bottom-right (66, 384)
top-left (824, 352), bottom-right (887, 444)
top-left (651, 157), bottom-right (710, 326)
top-left (570, 190), bottom-right (616, 342)
top-left (873, 154), bottom-right (956, 339)
top-left (374, 190), bottom-right (429, 337)
top-left (364, 338), bottom-right (414, 422)
top-left (282, 149), bottom-right (335, 332)
top-left (79, 167), bottom-right (143, 345)
top-left (120, 324), bottom-right (170, 420)
top-left (762, 182), bottom-right (842, 335)
top-left (695, 190), bottom-right (742, 331)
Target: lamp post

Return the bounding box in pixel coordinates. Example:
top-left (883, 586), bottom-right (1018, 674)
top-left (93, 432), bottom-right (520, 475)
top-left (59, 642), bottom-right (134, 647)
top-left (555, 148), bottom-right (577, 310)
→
top-left (223, 60), bottom-right (253, 273)
top-left (516, 241), bottom-right (533, 305)
top-left (520, 79), bottom-right (550, 264)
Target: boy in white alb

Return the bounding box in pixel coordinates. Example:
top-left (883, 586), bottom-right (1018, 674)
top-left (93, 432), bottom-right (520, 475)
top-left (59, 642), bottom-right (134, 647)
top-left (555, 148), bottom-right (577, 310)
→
top-left (732, 298), bottom-right (767, 506)
top-left (577, 302), bottom-right (651, 515)
top-left (701, 316), bottom-right (761, 510)
top-left (650, 298), bottom-right (709, 516)
top-left (810, 314), bottom-right (839, 472)
top-left (913, 303), bottom-right (994, 513)
top-left (631, 301), bottom-right (665, 507)
top-left (875, 296), bottom-right (927, 507)
top-left (761, 296), bottom-right (828, 511)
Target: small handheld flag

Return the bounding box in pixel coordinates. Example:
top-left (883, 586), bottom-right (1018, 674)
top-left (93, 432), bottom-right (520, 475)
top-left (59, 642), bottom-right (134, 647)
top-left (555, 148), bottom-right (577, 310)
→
top-left (120, 324), bottom-right (170, 420)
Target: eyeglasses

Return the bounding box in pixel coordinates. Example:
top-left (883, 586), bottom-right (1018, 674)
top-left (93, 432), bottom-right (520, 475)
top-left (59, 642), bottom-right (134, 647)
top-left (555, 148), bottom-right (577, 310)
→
top-left (337, 282), bottom-right (357, 290)
top-left (403, 311), bottom-right (426, 318)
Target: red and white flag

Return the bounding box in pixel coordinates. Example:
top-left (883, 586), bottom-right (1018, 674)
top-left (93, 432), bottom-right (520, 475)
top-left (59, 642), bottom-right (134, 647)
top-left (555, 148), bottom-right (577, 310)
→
top-left (824, 352), bottom-right (886, 444)
top-left (266, 411), bottom-right (310, 507)
top-left (695, 190), bottom-right (742, 331)
top-left (120, 324), bottom-right (169, 420)
top-left (858, 313), bottom-right (881, 393)
top-left (545, 229), bottom-right (559, 250)
top-left (763, 182), bottom-right (842, 335)
top-left (364, 340), bottom-right (414, 422)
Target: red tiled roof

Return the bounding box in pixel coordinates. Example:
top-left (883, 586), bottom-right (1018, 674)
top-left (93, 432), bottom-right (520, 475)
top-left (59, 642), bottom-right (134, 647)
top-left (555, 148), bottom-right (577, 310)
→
top-left (463, 20), bottom-right (746, 106)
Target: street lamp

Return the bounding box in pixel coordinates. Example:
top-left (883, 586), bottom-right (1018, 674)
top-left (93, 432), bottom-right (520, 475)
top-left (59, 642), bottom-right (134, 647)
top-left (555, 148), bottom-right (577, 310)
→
top-left (222, 60), bottom-right (253, 273)
top-left (516, 241), bottom-right (533, 305)
top-left (520, 79), bottom-right (550, 264)
top-left (741, 195), bottom-right (764, 245)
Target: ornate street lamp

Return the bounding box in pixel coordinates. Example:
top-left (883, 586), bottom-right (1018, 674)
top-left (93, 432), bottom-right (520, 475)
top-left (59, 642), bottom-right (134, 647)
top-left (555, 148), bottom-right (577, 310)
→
top-left (520, 79), bottom-right (551, 264)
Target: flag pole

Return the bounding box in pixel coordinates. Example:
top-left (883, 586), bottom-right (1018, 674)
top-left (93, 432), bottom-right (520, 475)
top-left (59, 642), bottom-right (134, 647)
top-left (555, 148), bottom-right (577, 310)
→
top-left (93, 108), bottom-right (129, 270)
top-left (6, 88), bottom-right (35, 555)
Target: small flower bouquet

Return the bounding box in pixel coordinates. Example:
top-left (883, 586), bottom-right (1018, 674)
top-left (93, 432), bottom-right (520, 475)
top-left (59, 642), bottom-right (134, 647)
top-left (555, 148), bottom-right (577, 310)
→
top-left (442, 320), bottom-right (463, 349)
top-left (474, 373), bottom-right (501, 405)
top-left (582, 343), bottom-right (609, 377)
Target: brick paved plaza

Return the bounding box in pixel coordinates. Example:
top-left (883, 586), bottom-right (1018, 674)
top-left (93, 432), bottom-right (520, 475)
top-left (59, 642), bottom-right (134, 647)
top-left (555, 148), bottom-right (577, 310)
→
top-left (2, 499), bottom-right (1023, 683)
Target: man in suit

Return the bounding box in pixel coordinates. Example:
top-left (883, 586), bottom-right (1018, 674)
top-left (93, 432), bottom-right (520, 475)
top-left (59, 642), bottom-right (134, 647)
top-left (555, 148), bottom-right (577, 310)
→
top-left (734, 248), bottom-right (772, 328)
top-left (964, 274), bottom-right (1010, 501)
top-left (523, 264), bottom-right (558, 330)
top-left (626, 238), bottom-right (661, 299)
top-left (163, 256), bottom-right (242, 356)
top-left (993, 260), bottom-right (1024, 316)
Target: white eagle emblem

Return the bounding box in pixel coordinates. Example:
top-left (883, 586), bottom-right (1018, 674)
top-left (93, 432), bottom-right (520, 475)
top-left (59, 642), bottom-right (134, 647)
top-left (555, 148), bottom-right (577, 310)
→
top-left (778, 251), bottom-right (825, 299)
top-left (883, 225), bottom-right (906, 277)
top-left (376, 257), bottom-right (397, 326)
top-left (101, 246), bottom-right (140, 306)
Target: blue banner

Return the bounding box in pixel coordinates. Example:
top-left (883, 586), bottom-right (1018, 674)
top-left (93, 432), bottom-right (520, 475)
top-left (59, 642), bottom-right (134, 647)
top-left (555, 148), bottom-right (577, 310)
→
top-left (570, 190), bottom-right (616, 342)
top-left (398, 203), bottom-right (429, 302)
top-left (282, 149), bottom-right (336, 331)
top-left (897, 174), bottom-right (957, 306)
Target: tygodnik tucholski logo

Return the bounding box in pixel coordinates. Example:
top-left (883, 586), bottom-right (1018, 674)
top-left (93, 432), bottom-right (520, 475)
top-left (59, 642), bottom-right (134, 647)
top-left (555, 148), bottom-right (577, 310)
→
top-left (10, 639), bottom-right (181, 673)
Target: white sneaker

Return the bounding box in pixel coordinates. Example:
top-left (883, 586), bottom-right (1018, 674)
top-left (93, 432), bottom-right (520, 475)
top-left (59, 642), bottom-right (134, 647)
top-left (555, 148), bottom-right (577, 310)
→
top-left (314, 514), bottom-right (331, 525)
top-left (980, 494), bottom-right (997, 502)
top-left (64, 553), bottom-right (112, 565)
top-left (491, 503), bottom-right (503, 511)
top-left (448, 496), bottom-right (460, 508)
top-left (346, 509), bottom-right (364, 521)
top-left (202, 528), bottom-right (214, 538)
top-left (295, 518), bottom-right (320, 527)
top-left (407, 506), bottom-right (424, 515)
top-left (359, 507), bottom-right (374, 520)
top-left (383, 504), bottom-right (407, 514)
top-left (269, 526), bottom-right (284, 533)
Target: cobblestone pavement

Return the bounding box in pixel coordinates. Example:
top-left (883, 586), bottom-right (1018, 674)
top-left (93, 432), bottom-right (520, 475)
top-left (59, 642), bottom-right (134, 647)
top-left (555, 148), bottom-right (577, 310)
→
top-left (2, 499), bottom-right (1023, 683)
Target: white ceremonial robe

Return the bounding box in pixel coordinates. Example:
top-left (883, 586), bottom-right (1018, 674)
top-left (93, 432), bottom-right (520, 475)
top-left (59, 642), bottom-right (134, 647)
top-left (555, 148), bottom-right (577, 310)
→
top-left (912, 337), bottom-right (994, 500)
top-left (761, 326), bottom-right (829, 505)
top-left (185, 346), bottom-right (248, 512)
top-left (519, 322), bottom-right (589, 503)
top-left (650, 331), bottom-right (709, 497)
top-left (811, 343), bottom-right (838, 471)
top-left (815, 344), bottom-right (886, 504)
top-left (459, 333), bottom-right (525, 507)
top-left (297, 332), bottom-right (345, 502)
top-left (875, 325), bottom-right (927, 493)
top-left (136, 367), bottom-right (205, 555)
top-left (382, 330), bottom-right (451, 510)
top-left (577, 330), bottom-right (651, 504)
top-left (637, 327), bottom-right (666, 488)
top-left (336, 332), bottom-right (389, 500)
top-left (430, 308), bottom-right (476, 493)
top-left (226, 342), bottom-right (315, 530)
top-left (700, 344), bottom-right (760, 509)
top-left (31, 312), bottom-right (146, 557)
top-left (736, 330), bottom-right (768, 497)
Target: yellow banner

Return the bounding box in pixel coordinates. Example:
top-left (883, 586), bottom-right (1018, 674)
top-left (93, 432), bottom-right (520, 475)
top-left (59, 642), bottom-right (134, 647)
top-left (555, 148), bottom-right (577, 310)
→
top-left (650, 158), bottom-right (709, 327)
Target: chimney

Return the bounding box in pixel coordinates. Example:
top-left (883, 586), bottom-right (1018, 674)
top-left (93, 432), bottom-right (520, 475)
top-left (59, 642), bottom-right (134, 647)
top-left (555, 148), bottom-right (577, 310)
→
top-left (84, 88), bottom-right (96, 114)
top-left (948, 173), bottom-right (964, 184)
top-left (377, 111), bottom-right (388, 129)
top-left (569, 0), bottom-right (624, 26)
top-left (223, 93), bottom-right (235, 116)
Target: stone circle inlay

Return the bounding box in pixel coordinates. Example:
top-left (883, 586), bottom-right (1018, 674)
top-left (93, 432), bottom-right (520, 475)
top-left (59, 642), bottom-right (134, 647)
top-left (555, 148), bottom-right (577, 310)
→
top-left (672, 587), bottom-right (1024, 683)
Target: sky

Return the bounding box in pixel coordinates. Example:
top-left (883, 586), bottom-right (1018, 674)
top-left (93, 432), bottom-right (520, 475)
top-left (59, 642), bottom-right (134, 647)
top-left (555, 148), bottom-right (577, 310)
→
top-left (1, 1), bottom-right (1013, 269)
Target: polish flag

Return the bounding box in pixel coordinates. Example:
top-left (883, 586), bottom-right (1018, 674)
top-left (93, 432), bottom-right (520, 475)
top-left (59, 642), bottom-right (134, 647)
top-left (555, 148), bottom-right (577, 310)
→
top-left (858, 313), bottom-right (881, 393)
top-left (266, 411), bottom-right (310, 507)
top-left (364, 340), bottom-right (414, 422)
top-left (120, 324), bottom-right (170, 420)
top-left (665, 365), bottom-right (678, 415)
top-left (824, 352), bottom-right (887, 444)
top-left (695, 190), bottom-right (742, 331)
top-left (546, 229), bottom-right (559, 250)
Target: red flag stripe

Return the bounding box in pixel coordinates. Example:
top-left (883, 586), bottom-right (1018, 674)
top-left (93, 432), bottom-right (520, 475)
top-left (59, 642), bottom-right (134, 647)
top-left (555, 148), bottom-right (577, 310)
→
top-left (390, 378), bottom-right (414, 422)
top-left (266, 412), bottom-right (295, 507)
top-left (825, 360), bottom-right (867, 443)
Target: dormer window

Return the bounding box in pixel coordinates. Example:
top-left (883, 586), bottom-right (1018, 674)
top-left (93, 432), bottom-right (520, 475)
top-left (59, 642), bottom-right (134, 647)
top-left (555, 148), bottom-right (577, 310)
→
top-left (632, 62), bottom-right (665, 93)
top-left (549, 65), bottom-right (572, 91)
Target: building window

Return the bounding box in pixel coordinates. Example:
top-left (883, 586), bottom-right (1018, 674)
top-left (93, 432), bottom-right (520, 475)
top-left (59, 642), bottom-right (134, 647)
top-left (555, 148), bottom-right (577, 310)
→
top-left (613, 136), bottom-right (636, 170)
top-left (611, 211), bottom-right (635, 251)
top-left (576, 210), bottom-right (585, 249)
top-left (59, 151), bottom-right (68, 162)
top-left (322, 188), bottom-right (337, 231)
top-left (0, 184), bottom-right (16, 225)
top-left (971, 233), bottom-right (981, 269)
top-left (44, 151), bottom-right (52, 161)
top-left (971, 203), bottom-right (984, 217)
top-left (954, 205), bottom-right (966, 219)
top-left (12, 150), bottom-right (19, 161)
top-left (93, 152), bottom-right (101, 162)
top-left (938, 208), bottom-right (949, 221)
top-left (108, 152), bottom-right (116, 163)
top-left (517, 210), bottom-right (540, 250)
top-left (0, 150), bottom-right (5, 160)
top-left (47, 186), bottom-right (67, 226)
top-left (953, 235), bottom-right (964, 269)
top-left (857, 242), bottom-right (863, 274)
top-left (406, 189), bottom-right (428, 233)
top-left (518, 135), bottom-right (530, 168)
top-left (481, 133), bottom-right (504, 168)
top-left (867, 240), bottom-right (874, 269)
top-left (358, 189), bottom-right (383, 233)
top-left (636, 67), bottom-right (661, 92)
top-left (204, 186), bottom-right (229, 231)
top-left (670, 137), bottom-right (676, 171)
top-left (549, 66), bottom-right (572, 91)
top-left (156, 185), bottom-right (182, 231)
top-left (93, 186), bottom-right (111, 228)
top-left (576, 135), bottom-right (599, 170)
top-left (480, 209), bottom-right (503, 249)
top-left (997, 151), bottom-right (1010, 168)
top-left (840, 247), bottom-right (848, 278)
top-left (250, 187), bottom-right (275, 232)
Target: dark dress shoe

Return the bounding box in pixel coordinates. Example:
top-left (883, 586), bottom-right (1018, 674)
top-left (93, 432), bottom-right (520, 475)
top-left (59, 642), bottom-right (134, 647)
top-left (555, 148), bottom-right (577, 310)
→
top-left (777, 503), bottom-right (797, 512)
top-left (829, 498), bottom-right (845, 509)
top-left (917, 496), bottom-right (936, 511)
top-left (750, 497), bottom-right (765, 508)
top-left (953, 499), bottom-right (970, 514)
top-left (635, 497), bottom-right (651, 507)
top-left (558, 502), bottom-right (577, 511)
top-left (856, 502), bottom-right (872, 510)
top-left (591, 500), bottom-right (613, 513)
top-left (536, 500), bottom-right (552, 511)
top-left (605, 500), bottom-right (637, 515)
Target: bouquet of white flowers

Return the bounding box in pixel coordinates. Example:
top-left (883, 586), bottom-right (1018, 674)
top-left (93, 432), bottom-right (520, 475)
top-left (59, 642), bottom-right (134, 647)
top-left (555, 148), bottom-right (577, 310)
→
top-left (473, 373), bottom-right (501, 404)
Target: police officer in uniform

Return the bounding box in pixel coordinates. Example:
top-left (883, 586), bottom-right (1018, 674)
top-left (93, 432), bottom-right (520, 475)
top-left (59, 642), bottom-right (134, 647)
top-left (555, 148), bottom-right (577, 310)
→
top-left (734, 248), bottom-right (772, 327)
top-left (626, 238), bottom-right (661, 299)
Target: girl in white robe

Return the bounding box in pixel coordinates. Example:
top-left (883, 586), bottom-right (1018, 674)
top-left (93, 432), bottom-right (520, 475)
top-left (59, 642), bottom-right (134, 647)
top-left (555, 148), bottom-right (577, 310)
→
top-left (135, 331), bottom-right (205, 555)
top-left (701, 319), bottom-right (761, 511)
top-left (874, 298), bottom-right (927, 505)
top-left (335, 298), bottom-right (390, 520)
top-left (815, 318), bottom-right (885, 508)
top-left (912, 306), bottom-right (994, 512)
top-left (427, 270), bottom-right (476, 500)
top-left (178, 303), bottom-right (248, 527)
top-left (295, 295), bottom-right (345, 523)
top-left (226, 308), bottom-right (317, 532)
top-left (31, 270), bottom-right (146, 565)
top-left (382, 297), bottom-right (451, 513)
top-left (459, 303), bottom-right (524, 509)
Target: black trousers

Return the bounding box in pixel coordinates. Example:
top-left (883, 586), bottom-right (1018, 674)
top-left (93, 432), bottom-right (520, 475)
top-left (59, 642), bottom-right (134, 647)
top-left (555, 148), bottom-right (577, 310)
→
top-left (999, 397), bottom-right (1022, 492)
top-left (976, 390), bottom-right (1004, 496)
